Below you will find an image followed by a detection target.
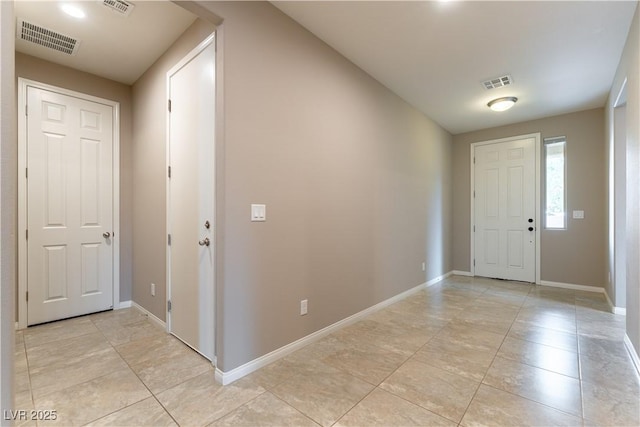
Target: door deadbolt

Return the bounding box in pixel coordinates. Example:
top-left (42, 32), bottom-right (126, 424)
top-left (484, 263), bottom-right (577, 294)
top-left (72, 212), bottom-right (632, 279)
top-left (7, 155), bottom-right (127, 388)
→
top-left (204, 220), bottom-right (210, 229)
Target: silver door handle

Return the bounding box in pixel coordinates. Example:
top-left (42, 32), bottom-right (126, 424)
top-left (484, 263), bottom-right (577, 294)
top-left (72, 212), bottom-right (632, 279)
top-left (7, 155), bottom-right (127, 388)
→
top-left (198, 237), bottom-right (210, 246)
top-left (103, 232), bottom-right (111, 238)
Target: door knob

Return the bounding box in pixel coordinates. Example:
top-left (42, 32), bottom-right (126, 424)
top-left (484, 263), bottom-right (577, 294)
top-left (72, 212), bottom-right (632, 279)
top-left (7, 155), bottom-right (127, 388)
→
top-left (198, 237), bottom-right (210, 246)
top-left (103, 232), bottom-right (111, 238)
top-left (528, 227), bottom-right (534, 232)
top-left (528, 218), bottom-right (534, 223)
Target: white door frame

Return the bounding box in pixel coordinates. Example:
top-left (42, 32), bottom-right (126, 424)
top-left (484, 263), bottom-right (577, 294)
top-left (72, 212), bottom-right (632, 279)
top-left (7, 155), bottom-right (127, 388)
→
top-left (470, 133), bottom-right (541, 284)
top-left (165, 33), bottom-right (216, 359)
top-left (17, 78), bottom-right (121, 329)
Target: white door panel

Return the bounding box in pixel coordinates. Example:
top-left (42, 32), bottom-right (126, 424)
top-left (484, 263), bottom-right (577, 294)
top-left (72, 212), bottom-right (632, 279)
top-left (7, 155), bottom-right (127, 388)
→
top-left (474, 137), bottom-right (536, 282)
top-left (27, 87), bottom-right (114, 325)
top-left (168, 39), bottom-right (215, 361)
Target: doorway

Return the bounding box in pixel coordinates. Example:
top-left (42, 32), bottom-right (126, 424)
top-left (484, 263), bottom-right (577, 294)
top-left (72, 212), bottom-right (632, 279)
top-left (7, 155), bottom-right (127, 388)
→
top-left (471, 134), bottom-right (541, 283)
top-left (166, 35), bottom-right (216, 361)
top-left (18, 79), bottom-right (120, 327)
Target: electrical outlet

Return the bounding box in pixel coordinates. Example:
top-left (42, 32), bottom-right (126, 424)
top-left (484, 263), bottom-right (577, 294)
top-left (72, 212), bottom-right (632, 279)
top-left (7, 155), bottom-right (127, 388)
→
top-left (422, 262), bottom-right (426, 272)
top-left (300, 299), bottom-right (308, 315)
top-left (151, 283), bottom-right (156, 297)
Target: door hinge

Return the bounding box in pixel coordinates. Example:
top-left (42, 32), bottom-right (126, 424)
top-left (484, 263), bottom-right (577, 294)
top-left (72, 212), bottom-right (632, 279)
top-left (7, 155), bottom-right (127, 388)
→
top-left (168, 99), bottom-right (171, 113)
top-left (26, 291), bottom-right (28, 302)
top-left (473, 225), bottom-right (476, 232)
top-left (25, 168), bottom-right (28, 179)
top-left (473, 157), bottom-right (476, 164)
top-left (168, 166), bottom-right (171, 178)
top-left (25, 105), bottom-right (28, 116)
top-left (168, 234), bottom-right (171, 245)
top-left (473, 259), bottom-right (476, 266)
top-left (473, 190), bottom-right (476, 198)
top-left (167, 300), bottom-right (172, 312)
top-left (25, 229), bottom-right (28, 240)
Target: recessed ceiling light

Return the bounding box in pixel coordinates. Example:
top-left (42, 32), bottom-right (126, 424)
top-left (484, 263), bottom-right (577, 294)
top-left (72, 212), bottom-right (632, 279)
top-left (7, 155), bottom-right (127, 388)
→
top-left (488, 96), bottom-right (518, 112)
top-left (61, 4), bottom-right (86, 19)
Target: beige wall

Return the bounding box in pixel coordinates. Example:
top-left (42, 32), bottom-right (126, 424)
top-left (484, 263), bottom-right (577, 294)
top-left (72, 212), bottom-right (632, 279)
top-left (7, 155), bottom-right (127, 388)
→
top-left (1, 0), bottom-right (15, 413)
top-left (453, 108), bottom-right (606, 288)
top-left (607, 5), bottom-right (639, 357)
top-left (14, 53), bottom-right (134, 308)
top-left (178, 1), bottom-right (453, 372)
top-left (131, 18), bottom-right (216, 321)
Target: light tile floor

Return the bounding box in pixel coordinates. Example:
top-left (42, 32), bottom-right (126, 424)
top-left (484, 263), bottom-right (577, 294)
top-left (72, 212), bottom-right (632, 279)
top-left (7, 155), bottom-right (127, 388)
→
top-left (13, 276), bottom-right (640, 426)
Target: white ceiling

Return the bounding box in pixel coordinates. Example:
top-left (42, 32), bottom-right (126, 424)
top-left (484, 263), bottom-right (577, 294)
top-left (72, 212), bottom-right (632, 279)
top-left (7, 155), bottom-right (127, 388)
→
top-left (273, 1), bottom-right (637, 134)
top-left (14, 1), bottom-right (636, 134)
top-left (14, 0), bottom-right (197, 85)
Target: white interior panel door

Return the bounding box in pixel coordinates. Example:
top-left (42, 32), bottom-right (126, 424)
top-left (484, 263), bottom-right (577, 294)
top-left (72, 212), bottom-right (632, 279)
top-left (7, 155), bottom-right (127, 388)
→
top-left (27, 87), bottom-right (114, 325)
top-left (168, 39), bottom-right (215, 361)
top-left (474, 137), bottom-right (536, 282)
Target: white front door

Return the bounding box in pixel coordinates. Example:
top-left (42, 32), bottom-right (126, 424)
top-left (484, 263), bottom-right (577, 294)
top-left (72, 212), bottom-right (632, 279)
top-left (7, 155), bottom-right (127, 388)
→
top-left (26, 86), bottom-right (114, 325)
top-left (473, 136), bottom-right (537, 282)
top-left (167, 36), bottom-right (215, 361)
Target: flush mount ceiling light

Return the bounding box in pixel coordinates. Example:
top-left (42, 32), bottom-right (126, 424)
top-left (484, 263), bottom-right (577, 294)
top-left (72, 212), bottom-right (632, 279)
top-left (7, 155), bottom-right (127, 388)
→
top-left (488, 96), bottom-right (518, 112)
top-left (61, 4), bottom-right (86, 19)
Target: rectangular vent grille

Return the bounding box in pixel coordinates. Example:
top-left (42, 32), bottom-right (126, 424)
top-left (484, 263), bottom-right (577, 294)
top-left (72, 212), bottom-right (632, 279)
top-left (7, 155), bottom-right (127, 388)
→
top-left (103, 0), bottom-right (135, 16)
top-left (482, 75), bottom-right (513, 90)
top-left (17, 20), bottom-right (80, 55)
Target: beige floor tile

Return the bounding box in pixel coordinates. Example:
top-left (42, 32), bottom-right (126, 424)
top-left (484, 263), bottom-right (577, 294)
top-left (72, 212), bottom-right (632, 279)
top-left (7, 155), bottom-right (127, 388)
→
top-left (116, 334), bottom-right (213, 394)
top-left (26, 332), bottom-right (111, 370)
top-left (411, 337), bottom-right (496, 382)
top-left (24, 317), bottom-right (99, 348)
top-left (156, 372), bottom-right (264, 426)
top-left (321, 340), bottom-right (409, 385)
top-left (335, 388), bottom-right (456, 427)
top-left (582, 380), bottom-right (640, 427)
top-left (578, 335), bottom-right (630, 362)
top-left (89, 307), bottom-right (149, 328)
top-left (380, 359), bottom-right (480, 423)
top-left (271, 362), bottom-right (374, 426)
top-left (211, 392), bottom-right (319, 427)
top-left (497, 336), bottom-right (579, 378)
top-left (30, 346), bottom-right (128, 400)
top-left (98, 319), bottom-right (165, 346)
top-left (34, 368), bottom-right (150, 426)
top-left (514, 310), bottom-right (576, 334)
top-left (435, 322), bottom-right (506, 352)
top-left (87, 397), bottom-right (177, 427)
top-left (577, 319), bottom-right (627, 340)
top-left (507, 322), bottom-right (578, 352)
top-left (483, 357), bottom-right (582, 416)
top-left (460, 384), bottom-right (583, 427)
top-left (580, 352), bottom-right (640, 394)
top-left (332, 319), bottom-right (432, 357)
top-left (16, 330), bottom-right (25, 345)
top-left (451, 311), bottom-right (515, 335)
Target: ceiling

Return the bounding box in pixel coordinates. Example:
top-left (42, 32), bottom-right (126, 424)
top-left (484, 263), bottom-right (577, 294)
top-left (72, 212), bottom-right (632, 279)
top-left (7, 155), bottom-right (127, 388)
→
top-left (273, 1), bottom-right (637, 134)
top-left (14, 1), bottom-right (636, 134)
top-left (14, 0), bottom-right (197, 85)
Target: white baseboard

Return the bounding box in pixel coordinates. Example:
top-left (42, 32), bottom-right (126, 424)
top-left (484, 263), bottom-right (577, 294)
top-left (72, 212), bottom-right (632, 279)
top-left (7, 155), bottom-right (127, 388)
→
top-left (116, 300), bottom-right (132, 309)
top-left (601, 291), bottom-right (627, 315)
top-left (539, 280), bottom-right (605, 294)
top-left (426, 271), bottom-right (453, 287)
top-left (132, 301), bottom-right (166, 329)
top-left (624, 334), bottom-right (640, 377)
top-left (452, 270), bottom-right (473, 277)
top-left (215, 273), bottom-right (452, 385)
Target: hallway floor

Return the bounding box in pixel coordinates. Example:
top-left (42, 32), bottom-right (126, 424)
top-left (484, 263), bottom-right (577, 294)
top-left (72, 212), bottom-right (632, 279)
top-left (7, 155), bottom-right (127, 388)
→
top-left (14, 276), bottom-right (640, 426)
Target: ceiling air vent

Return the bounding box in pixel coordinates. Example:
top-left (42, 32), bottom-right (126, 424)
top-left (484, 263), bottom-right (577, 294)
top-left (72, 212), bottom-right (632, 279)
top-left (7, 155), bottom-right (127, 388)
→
top-left (102, 0), bottom-right (135, 17)
top-left (482, 75), bottom-right (513, 90)
top-left (17, 19), bottom-right (80, 55)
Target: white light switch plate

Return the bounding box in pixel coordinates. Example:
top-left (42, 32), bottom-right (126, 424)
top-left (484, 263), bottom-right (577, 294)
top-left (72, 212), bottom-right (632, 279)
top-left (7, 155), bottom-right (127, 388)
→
top-left (251, 204), bottom-right (266, 222)
top-left (572, 210), bottom-right (585, 219)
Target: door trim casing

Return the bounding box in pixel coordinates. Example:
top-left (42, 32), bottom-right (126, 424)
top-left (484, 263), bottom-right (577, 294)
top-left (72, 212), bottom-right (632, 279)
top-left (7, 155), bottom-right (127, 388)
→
top-left (17, 78), bottom-right (121, 329)
top-left (470, 133), bottom-right (541, 284)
